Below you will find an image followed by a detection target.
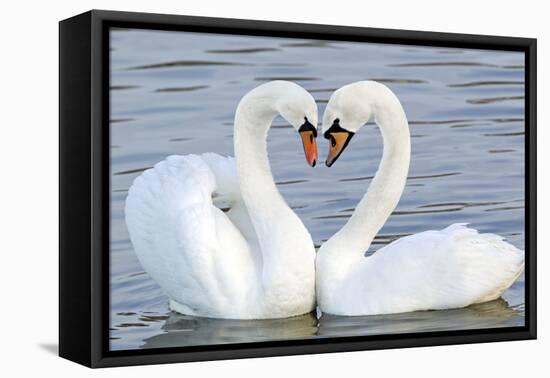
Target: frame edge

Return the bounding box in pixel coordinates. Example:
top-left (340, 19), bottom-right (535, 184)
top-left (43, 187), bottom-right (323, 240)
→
top-left (59, 11), bottom-right (94, 368)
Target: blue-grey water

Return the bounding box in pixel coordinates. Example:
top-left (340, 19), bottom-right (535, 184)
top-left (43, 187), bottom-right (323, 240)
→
top-left (109, 28), bottom-right (525, 351)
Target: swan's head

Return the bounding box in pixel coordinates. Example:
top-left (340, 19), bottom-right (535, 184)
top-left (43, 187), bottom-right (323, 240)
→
top-left (274, 82), bottom-right (319, 167)
top-left (322, 82), bottom-right (373, 167)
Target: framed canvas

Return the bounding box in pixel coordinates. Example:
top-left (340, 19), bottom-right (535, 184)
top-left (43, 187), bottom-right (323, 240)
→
top-left (59, 10), bottom-right (537, 368)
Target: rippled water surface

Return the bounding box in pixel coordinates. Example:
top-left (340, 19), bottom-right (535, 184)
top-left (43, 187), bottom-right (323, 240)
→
top-left (109, 28), bottom-right (525, 351)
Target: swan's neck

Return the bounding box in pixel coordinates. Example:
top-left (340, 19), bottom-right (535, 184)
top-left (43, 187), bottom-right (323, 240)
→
top-left (234, 94), bottom-right (289, 235)
top-left (234, 113), bottom-right (285, 223)
top-left (233, 87), bottom-right (314, 306)
top-left (332, 88), bottom-right (411, 258)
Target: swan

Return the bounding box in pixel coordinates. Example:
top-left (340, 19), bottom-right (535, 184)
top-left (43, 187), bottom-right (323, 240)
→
top-left (125, 81), bottom-right (319, 319)
top-left (316, 81), bottom-right (524, 316)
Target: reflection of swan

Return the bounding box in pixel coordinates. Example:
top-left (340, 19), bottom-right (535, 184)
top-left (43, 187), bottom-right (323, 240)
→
top-left (141, 312), bottom-right (318, 349)
top-left (139, 299), bottom-right (520, 349)
top-left (317, 298), bottom-right (523, 337)
top-left (125, 81), bottom-right (319, 319)
top-left (317, 81), bottom-right (524, 316)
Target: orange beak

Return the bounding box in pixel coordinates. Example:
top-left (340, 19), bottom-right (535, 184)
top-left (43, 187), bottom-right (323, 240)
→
top-left (299, 130), bottom-right (318, 167)
top-left (325, 131), bottom-right (354, 167)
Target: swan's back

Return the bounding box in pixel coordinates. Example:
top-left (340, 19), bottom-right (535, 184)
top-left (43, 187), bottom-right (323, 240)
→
top-left (125, 154), bottom-right (258, 318)
top-left (322, 224), bottom-right (524, 316)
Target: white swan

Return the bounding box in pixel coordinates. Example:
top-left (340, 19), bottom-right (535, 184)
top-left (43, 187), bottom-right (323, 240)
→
top-left (125, 81), bottom-right (319, 319)
top-left (316, 81), bottom-right (524, 316)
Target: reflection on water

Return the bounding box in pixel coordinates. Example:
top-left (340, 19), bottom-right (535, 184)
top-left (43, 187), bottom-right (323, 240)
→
top-left (109, 28), bottom-right (525, 351)
top-left (318, 299), bottom-right (522, 337)
top-left (142, 312), bottom-right (319, 349)
top-left (131, 299), bottom-right (521, 349)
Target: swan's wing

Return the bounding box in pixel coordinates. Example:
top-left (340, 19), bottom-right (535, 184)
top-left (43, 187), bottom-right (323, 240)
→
top-left (440, 224), bottom-right (524, 304)
top-left (200, 153), bottom-right (259, 248)
top-left (125, 154), bottom-right (257, 316)
top-left (349, 224), bottom-right (524, 314)
top-left (200, 153), bottom-right (240, 204)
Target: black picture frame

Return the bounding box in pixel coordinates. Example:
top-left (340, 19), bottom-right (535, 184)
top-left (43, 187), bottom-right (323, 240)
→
top-left (59, 9), bottom-right (537, 368)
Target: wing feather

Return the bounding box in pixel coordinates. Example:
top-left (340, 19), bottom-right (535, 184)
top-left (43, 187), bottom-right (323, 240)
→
top-left (338, 224), bottom-right (524, 315)
top-left (125, 154), bottom-right (257, 317)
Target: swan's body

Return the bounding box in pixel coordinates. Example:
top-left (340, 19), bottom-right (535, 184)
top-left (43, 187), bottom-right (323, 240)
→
top-left (125, 81), bottom-right (318, 319)
top-left (317, 81), bottom-right (524, 316)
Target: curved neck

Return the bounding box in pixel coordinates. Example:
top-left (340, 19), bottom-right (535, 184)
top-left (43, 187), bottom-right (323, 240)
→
top-left (234, 85), bottom-right (291, 233)
top-left (233, 83), bottom-right (313, 292)
top-left (332, 85), bottom-right (411, 255)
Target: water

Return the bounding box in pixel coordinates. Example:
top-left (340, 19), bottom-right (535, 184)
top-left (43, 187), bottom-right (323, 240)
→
top-left (109, 28), bottom-right (525, 351)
